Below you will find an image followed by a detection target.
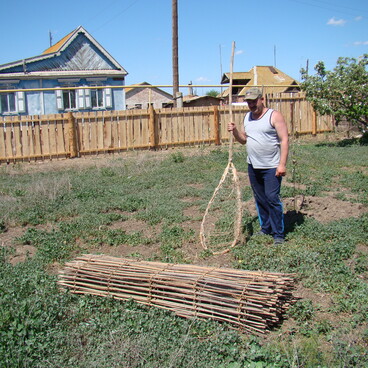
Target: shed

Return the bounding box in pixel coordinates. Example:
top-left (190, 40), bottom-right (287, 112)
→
top-left (165, 94), bottom-right (222, 108)
top-left (125, 82), bottom-right (173, 109)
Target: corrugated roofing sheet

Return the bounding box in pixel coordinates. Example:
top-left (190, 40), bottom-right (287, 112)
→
top-left (221, 66), bottom-right (299, 96)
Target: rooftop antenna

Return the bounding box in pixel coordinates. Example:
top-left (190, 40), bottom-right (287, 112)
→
top-left (188, 81), bottom-right (194, 96)
top-left (274, 45), bottom-right (277, 67)
top-left (49, 30), bottom-right (53, 47)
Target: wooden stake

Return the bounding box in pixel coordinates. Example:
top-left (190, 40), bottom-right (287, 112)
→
top-left (58, 254), bottom-right (296, 334)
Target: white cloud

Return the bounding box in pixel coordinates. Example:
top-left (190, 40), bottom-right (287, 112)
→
top-left (327, 17), bottom-right (347, 26)
top-left (196, 76), bottom-right (211, 82)
top-left (353, 41), bottom-right (368, 46)
top-left (355, 16), bottom-right (363, 21)
top-left (235, 50), bottom-right (244, 55)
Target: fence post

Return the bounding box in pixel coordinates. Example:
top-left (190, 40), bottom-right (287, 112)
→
top-left (290, 101), bottom-right (295, 135)
top-left (68, 112), bottom-right (78, 158)
top-left (213, 106), bottom-right (221, 145)
top-left (149, 104), bottom-right (157, 149)
top-left (312, 109), bottom-right (317, 136)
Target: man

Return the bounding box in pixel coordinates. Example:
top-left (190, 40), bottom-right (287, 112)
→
top-left (228, 87), bottom-right (289, 245)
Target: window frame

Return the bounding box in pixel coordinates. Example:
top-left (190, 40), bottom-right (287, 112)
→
top-left (0, 91), bottom-right (16, 114)
top-left (0, 87), bottom-right (26, 115)
top-left (62, 88), bottom-right (77, 110)
top-left (90, 85), bottom-right (104, 109)
top-left (56, 85), bottom-right (113, 111)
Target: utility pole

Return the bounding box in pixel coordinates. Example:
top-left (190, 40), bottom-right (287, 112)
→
top-left (172, 0), bottom-right (179, 106)
top-left (219, 44), bottom-right (223, 95)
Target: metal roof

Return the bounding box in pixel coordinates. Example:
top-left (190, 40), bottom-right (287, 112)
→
top-left (125, 82), bottom-right (173, 99)
top-left (220, 66), bottom-right (300, 96)
top-left (0, 26), bottom-right (127, 78)
top-left (42, 31), bottom-right (75, 55)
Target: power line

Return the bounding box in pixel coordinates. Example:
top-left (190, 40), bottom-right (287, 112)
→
top-left (91, 0), bottom-right (141, 33)
top-left (287, 0), bottom-right (368, 17)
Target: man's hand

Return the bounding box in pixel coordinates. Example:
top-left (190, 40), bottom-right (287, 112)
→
top-left (227, 122), bottom-right (247, 144)
top-left (276, 164), bottom-right (287, 177)
top-left (227, 122), bottom-right (236, 132)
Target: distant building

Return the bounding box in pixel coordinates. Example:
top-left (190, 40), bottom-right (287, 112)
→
top-left (125, 82), bottom-right (173, 109)
top-left (0, 26), bottom-right (128, 116)
top-left (166, 94), bottom-right (222, 108)
top-left (221, 66), bottom-right (300, 103)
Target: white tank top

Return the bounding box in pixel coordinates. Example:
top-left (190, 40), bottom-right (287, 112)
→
top-left (244, 108), bottom-right (280, 169)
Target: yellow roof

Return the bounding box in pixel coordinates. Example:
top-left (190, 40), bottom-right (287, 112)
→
top-left (42, 30), bottom-right (75, 55)
top-left (239, 66), bottom-right (299, 95)
top-left (221, 66), bottom-right (299, 96)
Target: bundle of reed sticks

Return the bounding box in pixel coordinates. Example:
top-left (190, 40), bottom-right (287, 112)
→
top-left (58, 254), bottom-right (296, 334)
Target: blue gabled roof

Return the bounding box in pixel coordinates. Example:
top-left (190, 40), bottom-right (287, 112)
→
top-left (0, 26), bottom-right (127, 76)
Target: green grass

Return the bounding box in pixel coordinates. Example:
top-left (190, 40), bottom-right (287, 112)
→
top-left (0, 139), bottom-right (367, 367)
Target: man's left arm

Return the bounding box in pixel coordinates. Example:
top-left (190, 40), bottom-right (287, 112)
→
top-left (272, 111), bottom-right (289, 177)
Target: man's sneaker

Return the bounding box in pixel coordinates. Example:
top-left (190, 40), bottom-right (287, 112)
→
top-left (274, 238), bottom-right (285, 245)
top-left (255, 230), bottom-right (270, 236)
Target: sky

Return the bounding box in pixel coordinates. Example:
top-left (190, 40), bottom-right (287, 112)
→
top-left (0, 0), bottom-right (367, 95)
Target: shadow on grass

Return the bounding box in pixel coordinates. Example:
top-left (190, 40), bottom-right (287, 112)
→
top-left (243, 216), bottom-right (259, 241)
top-left (285, 210), bottom-right (305, 235)
top-left (242, 211), bottom-right (305, 239)
top-left (316, 133), bottom-right (368, 147)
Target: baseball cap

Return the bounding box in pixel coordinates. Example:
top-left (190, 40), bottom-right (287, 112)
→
top-left (244, 87), bottom-right (262, 100)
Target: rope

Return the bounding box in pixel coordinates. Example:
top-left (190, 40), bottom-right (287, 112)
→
top-left (200, 41), bottom-right (243, 254)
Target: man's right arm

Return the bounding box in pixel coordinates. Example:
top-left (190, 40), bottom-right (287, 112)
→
top-left (228, 122), bottom-right (247, 145)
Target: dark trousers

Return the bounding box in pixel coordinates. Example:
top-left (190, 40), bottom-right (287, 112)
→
top-left (248, 164), bottom-right (284, 239)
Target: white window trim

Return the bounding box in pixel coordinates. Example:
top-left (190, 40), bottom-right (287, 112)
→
top-left (56, 86), bottom-right (78, 111)
top-left (17, 91), bottom-right (26, 113)
top-left (104, 88), bottom-right (112, 108)
top-left (55, 86), bottom-right (113, 111)
top-left (0, 88), bottom-right (26, 115)
top-left (77, 88), bottom-right (85, 109)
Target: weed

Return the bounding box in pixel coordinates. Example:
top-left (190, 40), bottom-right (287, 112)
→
top-left (0, 219), bottom-right (6, 233)
top-left (18, 227), bottom-right (76, 264)
top-left (288, 300), bottom-right (315, 322)
top-left (170, 151), bottom-right (185, 163)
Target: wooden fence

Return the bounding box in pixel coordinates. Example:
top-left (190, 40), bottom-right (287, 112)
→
top-left (0, 93), bottom-right (333, 163)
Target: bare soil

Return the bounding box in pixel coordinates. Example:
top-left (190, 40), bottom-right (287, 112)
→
top-left (2, 181), bottom-right (366, 267)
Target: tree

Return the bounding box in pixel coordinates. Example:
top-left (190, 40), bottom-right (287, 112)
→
top-left (206, 90), bottom-right (219, 98)
top-left (300, 54), bottom-right (368, 130)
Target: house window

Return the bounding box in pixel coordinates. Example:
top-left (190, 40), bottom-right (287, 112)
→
top-left (0, 89), bottom-right (26, 114)
top-left (91, 88), bottom-right (104, 108)
top-left (62, 89), bottom-right (76, 110)
top-left (0, 92), bottom-right (16, 113)
top-left (56, 86), bottom-right (112, 111)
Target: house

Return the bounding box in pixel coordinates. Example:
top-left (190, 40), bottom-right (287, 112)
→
top-left (0, 26), bottom-right (128, 116)
top-left (182, 95), bottom-right (222, 107)
top-left (221, 66), bottom-right (300, 103)
top-left (165, 94), bottom-right (223, 108)
top-left (125, 82), bottom-right (173, 109)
